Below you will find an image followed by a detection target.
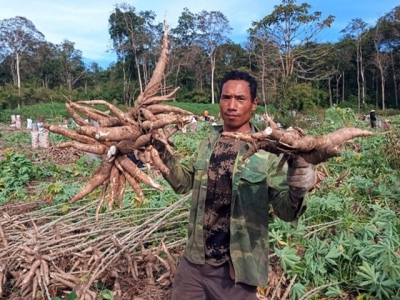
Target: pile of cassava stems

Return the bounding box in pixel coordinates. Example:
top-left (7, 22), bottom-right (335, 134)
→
top-left (0, 194), bottom-right (190, 300)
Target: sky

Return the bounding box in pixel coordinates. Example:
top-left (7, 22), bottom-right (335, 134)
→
top-left (0, 0), bottom-right (397, 68)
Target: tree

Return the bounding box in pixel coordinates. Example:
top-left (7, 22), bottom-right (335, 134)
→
top-left (341, 18), bottom-right (370, 111)
top-left (0, 16), bottom-right (45, 106)
top-left (247, 28), bottom-right (280, 107)
top-left (250, 0), bottom-right (334, 111)
top-left (214, 43), bottom-right (250, 97)
top-left (57, 40), bottom-right (86, 91)
top-left (374, 6), bottom-right (400, 108)
top-left (170, 8), bottom-right (200, 89)
top-left (109, 4), bottom-right (161, 106)
top-left (196, 10), bottom-right (232, 104)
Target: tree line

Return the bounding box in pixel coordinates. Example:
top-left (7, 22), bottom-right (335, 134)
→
top-left (0, 0), bottom-right (399, 115)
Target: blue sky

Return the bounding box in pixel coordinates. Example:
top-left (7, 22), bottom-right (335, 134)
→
top-left (0, 0), bottom-right (396, 68)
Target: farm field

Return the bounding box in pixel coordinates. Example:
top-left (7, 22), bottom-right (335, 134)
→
top-left (0, 106), bottom-right (400, 300)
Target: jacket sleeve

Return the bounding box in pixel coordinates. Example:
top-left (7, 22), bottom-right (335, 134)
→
top-left (266, 153), bottom-right (307, 223)
top-left (160, 149), bottom-right (198, 194)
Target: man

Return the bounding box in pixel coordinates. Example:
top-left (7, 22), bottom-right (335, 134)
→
top-left (157, 70), bottom-right (314, 300)
top-left (370, 110), bottom-right (377, 128)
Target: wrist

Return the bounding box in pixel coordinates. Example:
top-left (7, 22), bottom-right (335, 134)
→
top-left (289, 190), bottom-right (304, 207)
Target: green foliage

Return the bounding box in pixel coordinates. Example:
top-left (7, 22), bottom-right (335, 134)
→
top-left (0, 151), bottom-right (34, 203)
top-left (1, 131), bottom-right (31, 147)
top-left (179, 89), bottom-right (211, 104)
top-left (324, 105), bottom-right (357, 127)
top-left (287, 82), bottom-right (318, 111)
top-left (0, 102), bottom-right (67, 123)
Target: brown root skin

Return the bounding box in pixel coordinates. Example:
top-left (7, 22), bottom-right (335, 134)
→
top-left (77, 125), bottom-right (141, 142)
top-left (132, 133), bottom-right (152, 149)
top-left (142, 87), bottom-right (181, 106)
top-left (118, 156), bottom-right (163, 191)
top-left (66, 103), bottom-right (87, 126)
top-left (149, 146), bottom-right (170, 175)
top-left (146, 104), bottom-right (193, 115)
top-left (123, 170), bottom-right (145, 201)
top-left (115, 158), bottom-right (144, 201)
top-left (108, 165), bottom-right (120, 211)
top-left (223, 127), bottom-right (374, 165)
top-left (69, 102), bottom-right (111, 124)
top-left (45, 124), bottom-right (102, 145)
top-left (137, 22), bottom-right (169, 104)
top-left (69, 162), bottom-right (113, 203)
top-left (141, 115), bottom-right (192, 131)
top-left (56, 141), bottom-right (108, 155)
top-left (78, 100), bottom-right (138, 126)
top-left (138, 107), bottom-right (157, 122)
top-left (115, 140), bottom-right (137, 155)
top-left (117, 172), bottom-right (126, 209)
top-left (97, 117), bottom-right (124, 127)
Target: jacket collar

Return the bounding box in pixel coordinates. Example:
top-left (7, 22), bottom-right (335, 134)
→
top-left (210, 122), bottom-right (259, 135)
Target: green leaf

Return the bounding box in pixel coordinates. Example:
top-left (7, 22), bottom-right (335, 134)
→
top-left (275, 246), bottom-right (300, 270)
top-left (66, 291), bottom-right (78, 300)
top-left (100, 289), bottom-right (114, 300)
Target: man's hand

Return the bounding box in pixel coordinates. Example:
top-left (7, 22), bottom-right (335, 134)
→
top-left (152, 140), bottom-right (168, 160)
top-left (286, 156), bottom-right (315, 200)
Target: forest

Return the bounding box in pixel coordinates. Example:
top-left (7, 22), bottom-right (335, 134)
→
top-left (0, 0), bottom-right (400, 116)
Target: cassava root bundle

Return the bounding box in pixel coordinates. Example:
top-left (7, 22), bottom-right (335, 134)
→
top-left (45, 22), bottom-right (193, 213)
top-left (222, 116), bottom-right (374, 168)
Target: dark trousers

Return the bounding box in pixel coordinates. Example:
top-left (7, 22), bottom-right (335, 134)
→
top-left (171, 256), bottom-right (257, 300)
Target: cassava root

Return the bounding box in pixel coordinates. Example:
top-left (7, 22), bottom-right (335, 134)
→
top-left (45, 22), bottom-right (193, 210)
top-left (222, 118), bottom-right (373, 166)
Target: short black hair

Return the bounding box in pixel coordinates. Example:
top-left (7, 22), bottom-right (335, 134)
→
top-left (219, 70), bottom-right (257, 101)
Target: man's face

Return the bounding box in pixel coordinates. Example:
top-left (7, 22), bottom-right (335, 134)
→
top-left (220, 80), bottom-right (257, 133)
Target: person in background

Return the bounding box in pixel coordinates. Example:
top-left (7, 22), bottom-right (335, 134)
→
top-left (383, 119), bottom-right (391, 131)
top-left (155, 70), bottom-right (314, 300)
top-left (189, 115), bottom-right (198, 132)
top-left (203, 110), bottom-right (210, 121)
top-left (370, 110), bottom-right (377, 128)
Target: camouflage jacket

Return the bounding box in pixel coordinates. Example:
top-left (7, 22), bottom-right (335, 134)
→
top-left (162, 124), bottom-right (307, 287)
